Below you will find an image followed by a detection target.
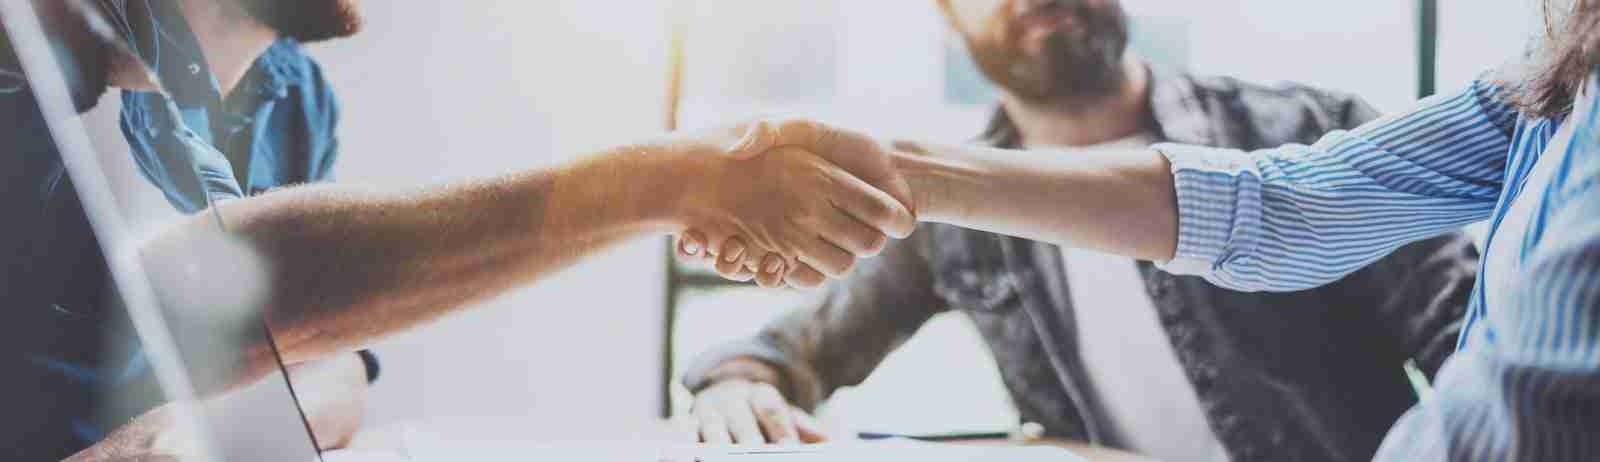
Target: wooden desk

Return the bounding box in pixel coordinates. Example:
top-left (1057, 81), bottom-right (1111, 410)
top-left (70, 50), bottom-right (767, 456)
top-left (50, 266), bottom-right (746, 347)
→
top-left (346, 418), bottom-right (1158, 462)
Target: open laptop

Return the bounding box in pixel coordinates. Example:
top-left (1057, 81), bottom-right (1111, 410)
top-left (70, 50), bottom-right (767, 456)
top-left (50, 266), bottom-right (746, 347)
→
top-left (2, 1), bottom-right (323, 460)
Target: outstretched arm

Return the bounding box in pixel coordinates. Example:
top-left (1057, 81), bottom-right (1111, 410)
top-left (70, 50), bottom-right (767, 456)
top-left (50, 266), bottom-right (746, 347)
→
top-left (695, 82), bottom-right (1514, 291)
top-left (138, 122), bottom-right (914, 387)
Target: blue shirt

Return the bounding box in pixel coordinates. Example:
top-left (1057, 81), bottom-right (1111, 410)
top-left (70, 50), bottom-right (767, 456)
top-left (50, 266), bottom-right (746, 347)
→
top-left (1155, 70), bottom-right (1600, 460)
top-left (0, 1), bottom-right (339, 458)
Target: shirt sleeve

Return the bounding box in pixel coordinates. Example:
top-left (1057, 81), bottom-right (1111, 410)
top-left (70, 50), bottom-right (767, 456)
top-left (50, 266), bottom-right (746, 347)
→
top-left (1153, 80), bottom-right (1520, 292)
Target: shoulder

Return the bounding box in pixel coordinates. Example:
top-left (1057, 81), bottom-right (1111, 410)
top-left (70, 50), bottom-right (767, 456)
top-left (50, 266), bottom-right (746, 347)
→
top-left (1180, 73), bottom-right (1370, 110)
top-left (1156, 71), bottom-right (1380, 146)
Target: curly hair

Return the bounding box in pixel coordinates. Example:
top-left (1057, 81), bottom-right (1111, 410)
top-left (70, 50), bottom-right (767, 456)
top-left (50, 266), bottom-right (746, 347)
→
top-left (1507, 0), bottom-right (1600, 117)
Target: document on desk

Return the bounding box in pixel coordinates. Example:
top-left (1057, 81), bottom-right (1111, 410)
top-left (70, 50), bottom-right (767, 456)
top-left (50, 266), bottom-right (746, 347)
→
top-left (403, 426), bottom-right (1085, 461)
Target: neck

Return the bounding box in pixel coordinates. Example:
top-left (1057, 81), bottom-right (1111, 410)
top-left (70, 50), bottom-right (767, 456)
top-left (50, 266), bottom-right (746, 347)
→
top-left (177, 0), bottom-right (277, 97)
top-left (1001, 55), bottom-right (1152, 148)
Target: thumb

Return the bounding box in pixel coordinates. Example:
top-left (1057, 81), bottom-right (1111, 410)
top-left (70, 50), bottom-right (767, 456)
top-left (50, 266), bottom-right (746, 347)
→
top-left (726, 118), bottom-right (836, 159)
top-left (725, 120), bottom-right (775, 159)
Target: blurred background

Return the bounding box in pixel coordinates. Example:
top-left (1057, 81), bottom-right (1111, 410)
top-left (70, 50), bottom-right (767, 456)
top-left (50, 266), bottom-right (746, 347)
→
top-left (73, 0), bottom-right (1540, 436)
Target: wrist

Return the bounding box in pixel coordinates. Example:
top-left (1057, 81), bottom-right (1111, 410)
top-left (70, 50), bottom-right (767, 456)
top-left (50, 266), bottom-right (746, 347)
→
top-left (891, 149), bottom-right (964, 223)
top-left (701, 357), bottom-right (784, 393)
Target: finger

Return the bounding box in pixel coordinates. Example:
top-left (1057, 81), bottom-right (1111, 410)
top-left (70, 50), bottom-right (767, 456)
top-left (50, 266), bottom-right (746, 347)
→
top-left (721, 401), bottom-right (767, 445)
top-left (715, 238), bottom-right (750, 278)
top-left (792, 409), bottom-right (831, 443)
top-left (784, 263), bottom-right (828, 289)
top-left (727, 118), bottom-right (834, 160)
top-left (822, 167), bottom-right (916, 239)
top-left (677, 230), bottom-right (707, 259)
top-left (725, 120), bottom-right (773, 159)
top-left (756, 254), bottom-right (786, 288)
top-left (697, 412), bottom-right (733, 444)
top-left (788, 229), bottom-right (856, 277)
top-left (748, 385), bottom-right (800, 444)
top-left (812, 206), bottom-right (889, 257)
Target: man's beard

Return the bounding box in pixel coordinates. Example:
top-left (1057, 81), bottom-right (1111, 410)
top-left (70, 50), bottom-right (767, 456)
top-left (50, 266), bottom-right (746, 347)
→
top-left (960, 1), bottom-right (1130, 104)
top-left (232, 0), bottom-right (362, 43)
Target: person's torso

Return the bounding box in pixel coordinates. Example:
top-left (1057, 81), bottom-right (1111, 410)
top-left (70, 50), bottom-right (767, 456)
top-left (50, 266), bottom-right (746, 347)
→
top-left (923, 70), bottom-right (1428, 462)
top-left (0, 6), bottom-right (338, 456)
top-left (1037, 133), bottom-right (1231, 462)
top-left (1468, 90), bottom-right (1594, 354)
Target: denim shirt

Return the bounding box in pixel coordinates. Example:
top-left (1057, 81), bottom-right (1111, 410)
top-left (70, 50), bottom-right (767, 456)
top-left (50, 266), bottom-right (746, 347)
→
top-left (0, 2), bottom-right (339, 458)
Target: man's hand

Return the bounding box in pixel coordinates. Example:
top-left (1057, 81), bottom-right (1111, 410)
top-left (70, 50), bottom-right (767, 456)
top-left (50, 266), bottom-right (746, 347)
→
top-left (677, 117), bottom-right (918, 288)
top-left (687, 379), bottom-right (830, 445)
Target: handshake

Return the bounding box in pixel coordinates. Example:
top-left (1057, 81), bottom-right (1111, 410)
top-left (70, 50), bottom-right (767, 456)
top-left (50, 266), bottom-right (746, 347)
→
top-left (667, 116), bottom-right (927, 289)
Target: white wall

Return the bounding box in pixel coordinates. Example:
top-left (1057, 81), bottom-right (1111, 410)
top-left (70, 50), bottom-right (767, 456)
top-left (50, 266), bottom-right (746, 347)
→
top-left (301, 1), bottom-right (675, 428)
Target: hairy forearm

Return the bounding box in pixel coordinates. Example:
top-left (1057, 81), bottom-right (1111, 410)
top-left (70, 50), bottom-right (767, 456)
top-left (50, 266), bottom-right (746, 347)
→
top-left (144, 144), bottom-right (693, 370)
top-left (893, 143), bottom-right (1179, 262)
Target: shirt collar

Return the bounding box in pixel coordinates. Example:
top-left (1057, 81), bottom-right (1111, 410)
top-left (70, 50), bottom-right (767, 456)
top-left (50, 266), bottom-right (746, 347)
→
top-left (117, 0), bottom-right (304, 107)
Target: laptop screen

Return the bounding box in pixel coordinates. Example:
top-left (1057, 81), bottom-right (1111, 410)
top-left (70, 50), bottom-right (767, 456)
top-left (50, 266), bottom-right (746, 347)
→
top-left (2, 2), bottom-right (322, 460)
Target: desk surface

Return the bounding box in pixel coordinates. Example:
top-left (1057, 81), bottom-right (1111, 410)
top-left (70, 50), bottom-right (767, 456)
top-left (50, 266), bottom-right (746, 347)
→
top-left (346, 417), bottom-right (1158, 462)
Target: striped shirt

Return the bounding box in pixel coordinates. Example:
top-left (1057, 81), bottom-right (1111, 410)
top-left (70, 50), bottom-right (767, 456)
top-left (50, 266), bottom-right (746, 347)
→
top-left (1153, 71), bottom-right (1600, 461)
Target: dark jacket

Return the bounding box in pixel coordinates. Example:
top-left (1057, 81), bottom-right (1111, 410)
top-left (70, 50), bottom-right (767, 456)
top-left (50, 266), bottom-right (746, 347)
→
top-left (683, 68), bottom-right (1480, 462)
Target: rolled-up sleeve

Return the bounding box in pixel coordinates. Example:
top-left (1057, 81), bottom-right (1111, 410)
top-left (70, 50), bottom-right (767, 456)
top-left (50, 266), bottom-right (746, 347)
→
top-left (1154, 80), bottom-right (1519, 292)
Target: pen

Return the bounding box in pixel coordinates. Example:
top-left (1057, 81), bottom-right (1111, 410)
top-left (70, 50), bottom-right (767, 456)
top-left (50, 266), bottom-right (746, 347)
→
top-left (856, 422), bottom-right (1046, 442)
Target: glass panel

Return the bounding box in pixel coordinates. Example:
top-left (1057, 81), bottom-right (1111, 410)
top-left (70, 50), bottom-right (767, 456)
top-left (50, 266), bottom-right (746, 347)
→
top-left (2, 3), bottom-right (319, 460)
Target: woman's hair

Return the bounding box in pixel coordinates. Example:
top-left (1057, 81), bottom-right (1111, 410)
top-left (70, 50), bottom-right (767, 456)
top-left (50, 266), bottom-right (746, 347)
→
top-left (1509, 0), bottom-right (1600, 117)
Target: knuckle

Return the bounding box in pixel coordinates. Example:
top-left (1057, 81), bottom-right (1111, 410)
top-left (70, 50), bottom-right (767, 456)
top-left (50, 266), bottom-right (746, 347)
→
top-left (862, 233), bottom-right (888, 255)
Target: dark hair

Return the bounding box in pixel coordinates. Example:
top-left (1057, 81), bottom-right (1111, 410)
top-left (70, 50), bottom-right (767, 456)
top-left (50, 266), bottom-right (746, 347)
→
top-left (1508, 0), bottom-right (1600, 117)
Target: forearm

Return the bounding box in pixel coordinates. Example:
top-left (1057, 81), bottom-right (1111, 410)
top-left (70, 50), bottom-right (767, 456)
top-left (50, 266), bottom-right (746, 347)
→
top-left (144, 144), bottom-right (693, 369)
top-left (894, 144), bottom-right (1179, 262)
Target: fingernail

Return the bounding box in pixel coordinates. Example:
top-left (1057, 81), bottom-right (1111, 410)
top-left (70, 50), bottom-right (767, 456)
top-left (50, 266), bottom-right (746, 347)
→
top-left (683, 240), bottom-right (702, 255)
top-left (765, 259), bottom-right (785, 274)
top-left (724, 251), bottom-right (741, 263)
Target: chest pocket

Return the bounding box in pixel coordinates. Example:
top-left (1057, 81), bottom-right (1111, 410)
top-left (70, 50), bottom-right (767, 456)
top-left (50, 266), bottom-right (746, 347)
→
top-left (925, 225), bottom-right (1020, 313)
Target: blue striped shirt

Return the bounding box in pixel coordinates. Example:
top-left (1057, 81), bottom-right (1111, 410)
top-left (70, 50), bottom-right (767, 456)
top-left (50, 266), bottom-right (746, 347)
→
top-left (1153, 71), bottom-right (1600, 460)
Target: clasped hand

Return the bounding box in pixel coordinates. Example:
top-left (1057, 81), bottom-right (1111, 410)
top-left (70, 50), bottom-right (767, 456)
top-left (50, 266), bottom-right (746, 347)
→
top-left (675, 117), bottom-right (913, 288)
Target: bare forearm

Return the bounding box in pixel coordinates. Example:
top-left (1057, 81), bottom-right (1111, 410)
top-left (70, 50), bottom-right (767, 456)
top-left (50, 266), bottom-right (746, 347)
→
top-left (894, 143), bottom-right (1179, 262)
top-left (145, 144), bottom-right (692, 368)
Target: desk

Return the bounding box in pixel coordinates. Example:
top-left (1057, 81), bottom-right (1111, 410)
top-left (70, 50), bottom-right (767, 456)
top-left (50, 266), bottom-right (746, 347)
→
top-left (345, 418), bottom-right (1158, 462)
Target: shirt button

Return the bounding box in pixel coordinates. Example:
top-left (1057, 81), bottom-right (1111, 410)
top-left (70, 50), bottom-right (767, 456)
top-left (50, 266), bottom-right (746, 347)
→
top-left (188, 63), bottom-right (202, 75)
